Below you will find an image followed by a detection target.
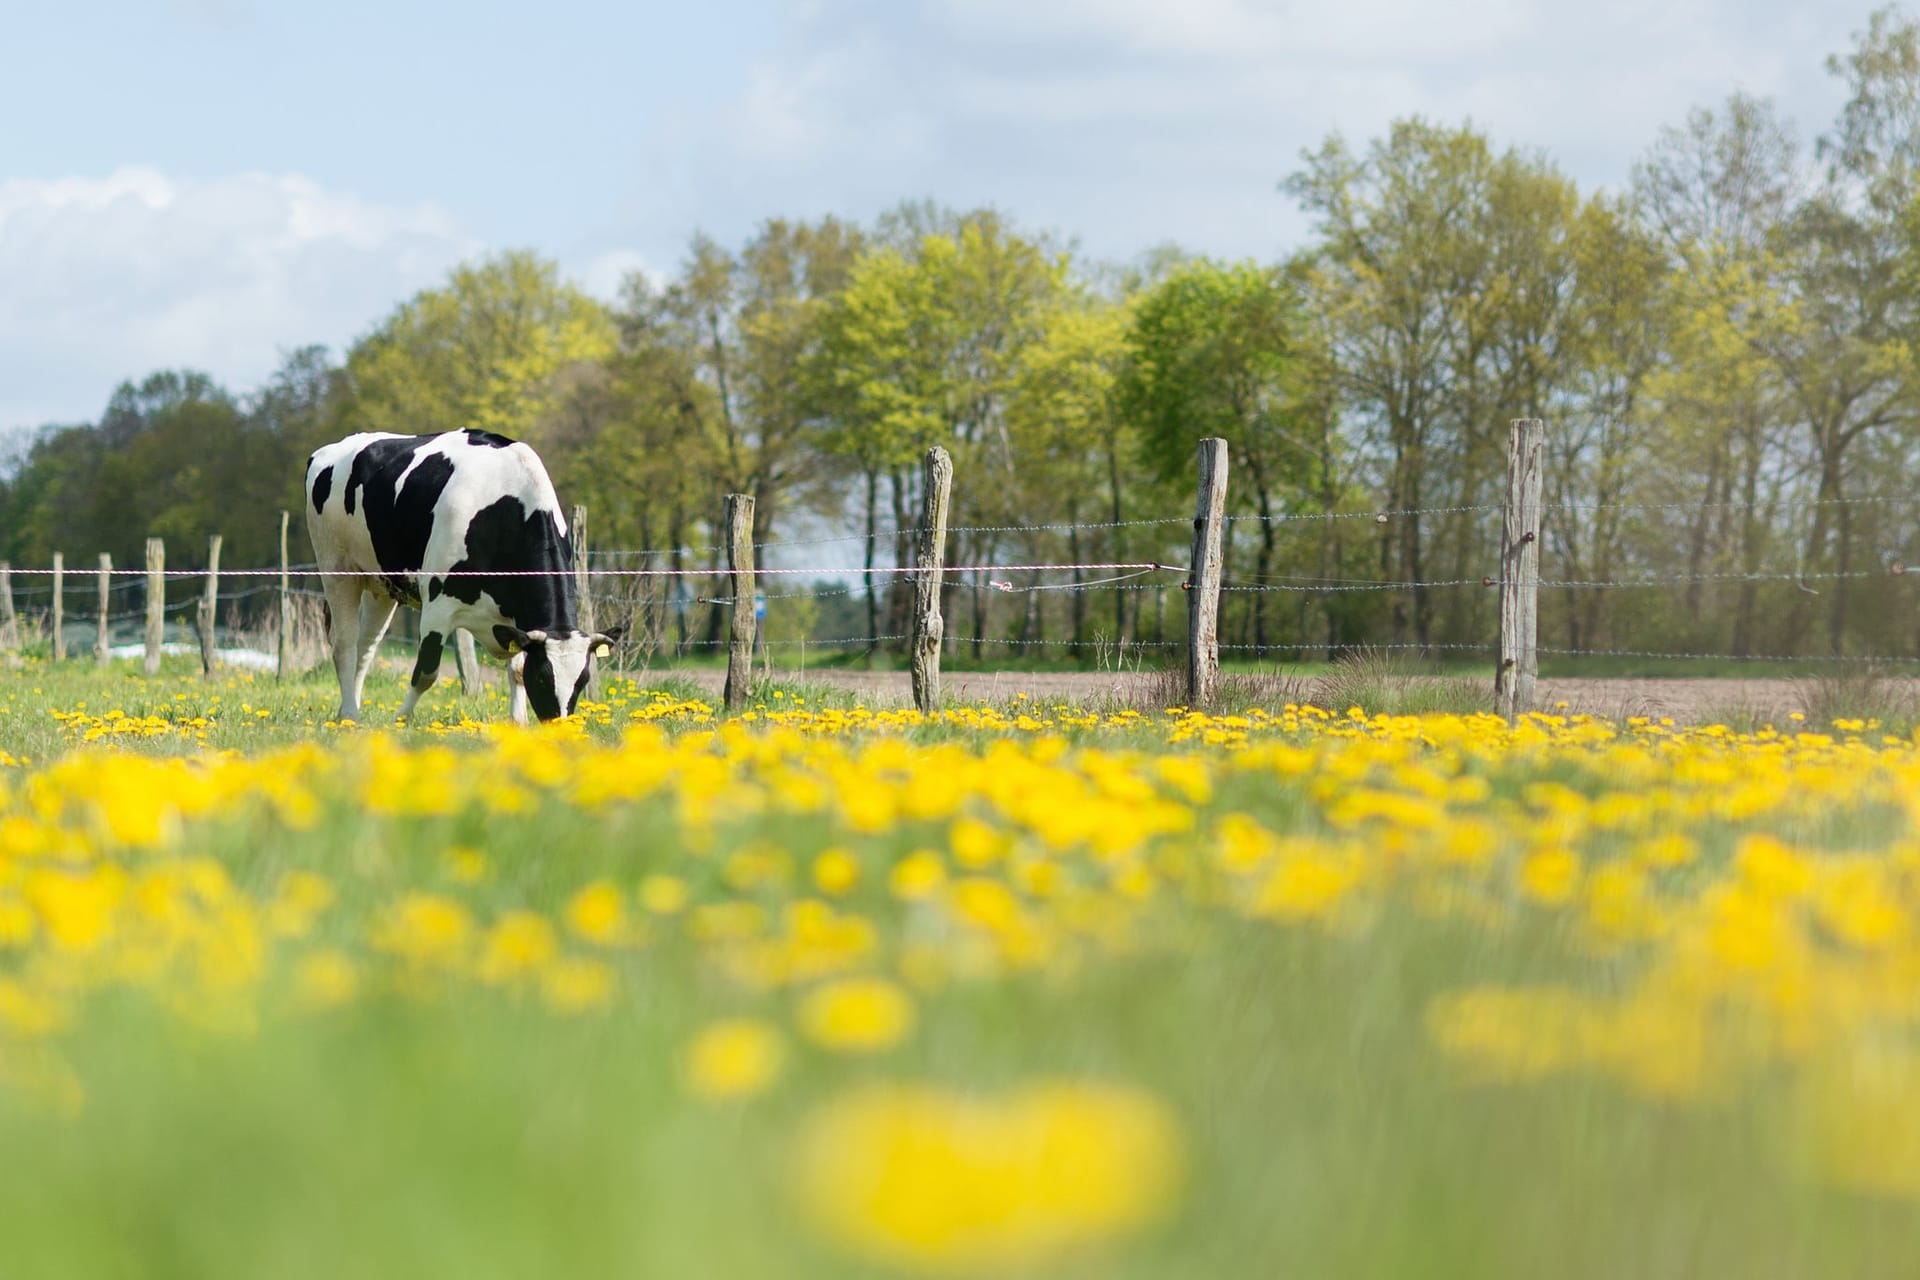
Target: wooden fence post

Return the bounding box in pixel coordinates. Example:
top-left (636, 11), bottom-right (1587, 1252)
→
top-left (145, 538), bottom-right (164, 676)
top-left (0, 563), bottom-right (16, 658)
top-left (198, 534), bottom-right (222, 678)
top-left (278, 511), bottom-right (292, 681)
top-left (1496, 417), bottom-right (1545, 720)
top-left (95, 554), bottom-right (112, 666)
top-left (910, 446), bottom-right (953, 713)
top-left (1187, 438), bottom-right (1229, 709)
top-left (723, 494), bottom-right (755, 712)
top-left (50, 553), bottom-right (64, 664)
top-left (573, 503), bottom-right (599, 701)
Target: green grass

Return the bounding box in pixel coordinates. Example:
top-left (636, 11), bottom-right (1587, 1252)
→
top-left (2, 663), bottom-right (1917, 1277)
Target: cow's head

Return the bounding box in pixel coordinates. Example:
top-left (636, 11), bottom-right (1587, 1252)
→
top-left (495, 625), bottom-right (619, 721)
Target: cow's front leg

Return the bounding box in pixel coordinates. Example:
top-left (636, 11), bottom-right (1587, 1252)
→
top-left (398, 631), bottom-right (445, 724)
top-left (508, 660), bottom-right (530, 726)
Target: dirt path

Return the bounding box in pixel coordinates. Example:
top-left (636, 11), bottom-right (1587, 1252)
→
top-left (659, 669), bottom-right (1845, 724)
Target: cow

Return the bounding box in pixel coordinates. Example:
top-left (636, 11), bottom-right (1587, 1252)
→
top-left (304, 428), bottom-right (615, 725)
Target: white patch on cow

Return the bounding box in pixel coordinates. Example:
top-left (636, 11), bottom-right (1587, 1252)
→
top-left (543, 632), bottom-right (596, 713)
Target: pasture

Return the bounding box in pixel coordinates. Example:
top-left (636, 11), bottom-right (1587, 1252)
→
top-left (0, 656), bottom-right (1916, 1277)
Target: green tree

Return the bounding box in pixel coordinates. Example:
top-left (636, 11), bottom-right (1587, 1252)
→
top-left (1119, 260), bottom-right (1326, 652)
top-left (812, 211), bottom-right (1067, 645)
top-left (1287, 120), bottom-right (1588, 650)
top-left (1005, 294), bottom-right (1139, 652)
top-left (345, 251), bottom-right (615, 444)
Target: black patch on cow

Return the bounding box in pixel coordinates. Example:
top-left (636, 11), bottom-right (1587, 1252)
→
top-left (411, 631), bottom-right (444, 691)
top-left (522, 645), bottom-right (565, 722)
top-left (341, 437), bottom-right (459, 603)
top-left (568, 667), bottom-right (590, 716)
top-left (443, 496), bottom-right (576, 633)
top-left (310, 464), bottom-right (333, 514)
top-left (464, 429), bottom-right (518, 449)
top-left (323, 600), bottom-right (332, 631)
top-left (427, 576), bottom-right (443, 602)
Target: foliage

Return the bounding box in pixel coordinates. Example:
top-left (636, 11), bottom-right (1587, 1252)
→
top-left (344, 250), bottom-right (616, 444)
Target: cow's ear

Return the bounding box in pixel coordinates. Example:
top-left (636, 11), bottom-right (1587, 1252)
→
top-left (588, 631), bottom-right (617, 659)
top-left (494, 624), bottom-right (532, 654)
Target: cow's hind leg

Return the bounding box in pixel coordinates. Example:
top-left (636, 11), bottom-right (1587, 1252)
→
top-left (351, 594), bottom-right (400, 716)
top-left (324, 578), bottom-right (368, 722)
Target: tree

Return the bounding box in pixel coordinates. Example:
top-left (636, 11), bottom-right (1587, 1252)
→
top-left (344, 251), bottom-right (615, 444)
top-left (1119, 260), bottom-right (1325, 652)
top-left (1287, 120), bottom-right (1588, 650)
top-left (811, 211), bottom-right (1067, 645)
top-left (1545, 197), bottom-right (1669, 653)
top-left (1628, 95), bottom-right (1801, 654)
top-left (1005, 294), bottom-right (1137, 652)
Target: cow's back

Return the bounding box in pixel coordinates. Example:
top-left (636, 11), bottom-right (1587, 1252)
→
top-left (306, 430), bottom-right (570, 610)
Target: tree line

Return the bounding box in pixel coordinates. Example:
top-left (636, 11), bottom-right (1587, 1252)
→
top-left (9, 8), bottom-right (1920, 665)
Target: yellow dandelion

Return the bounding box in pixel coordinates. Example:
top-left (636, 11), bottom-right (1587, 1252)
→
top-left (565, 881), bottom-right (628, 946)
top-left (797, 976), bottom-right (916, 1054)
top-left (683, 1018), bottom-right (786, 1101)
top-left (790, 1080), bottom-right (1186, 1273)
top-left (293, 949), bottom-right (361, 1011)
top-left (812, 848), bottom-right (861, 896)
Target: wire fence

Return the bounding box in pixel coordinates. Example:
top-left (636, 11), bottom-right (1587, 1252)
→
top-left (7, 488), bottom-right (1920, 672)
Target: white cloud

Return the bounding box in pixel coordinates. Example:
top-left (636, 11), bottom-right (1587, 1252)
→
top-left (934, 0), bottom-right (1538, 63)
top-left (0, 168), bottom-right (481, 430)
top-left (665, 0), bottom-right (1866, 265)
top-left (575, 247), bottom-right (659, 301)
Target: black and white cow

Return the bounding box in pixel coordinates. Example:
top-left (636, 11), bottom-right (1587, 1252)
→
top-left (305, 429), bottom-right (615, 724)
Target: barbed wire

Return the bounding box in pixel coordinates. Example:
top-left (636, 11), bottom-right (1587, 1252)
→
top-left (1222, 578), bottom-right (1486, 593)
top-left (1233, 504), bottom-right (1504, 525)
top-left (2, 562), bottom-right (1182, 581)
top-left (642, 634), bottom-right (910, 651)
top-left (1546, 493), bottom-right (1913, 516)
top-left (1536, 645), bottom-right (1916, 665)
top-left (1539, 570), bottom-right (1883, 589)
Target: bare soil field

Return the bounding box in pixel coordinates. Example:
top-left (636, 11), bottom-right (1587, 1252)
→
top-left (660, 668), bottom-right (1868, 725)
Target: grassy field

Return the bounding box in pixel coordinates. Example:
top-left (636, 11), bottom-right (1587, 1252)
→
top-left (0, 656), bottom-right (1916, 1277)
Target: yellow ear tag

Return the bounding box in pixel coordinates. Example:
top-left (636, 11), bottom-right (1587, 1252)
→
top-left (592, 643), bottom-right (612, 658)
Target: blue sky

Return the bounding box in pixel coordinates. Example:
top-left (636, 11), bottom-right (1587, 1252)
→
top-left (0, 0), bottom-right (1892, 434)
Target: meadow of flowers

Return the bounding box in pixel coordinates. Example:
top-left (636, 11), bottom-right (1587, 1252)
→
top-left (0, 661), bottom-right (1917, 1276)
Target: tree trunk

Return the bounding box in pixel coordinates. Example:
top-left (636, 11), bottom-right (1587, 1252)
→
top-left (1067, 514), bottom-right (1085, 660)
top-left (1684, 449), bottom-right (1724, 625)
top-left (669, 506), bottom-right (688, 657)
top-left (862, 467), bottom-right (879, 650)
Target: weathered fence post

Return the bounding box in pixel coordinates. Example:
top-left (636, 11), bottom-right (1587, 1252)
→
top-left (1496, 417), bottom-right (1545, 720)
top-left (0, 563), bottom-right (17, 659)
top-left (910, 446), bottom-right (953, 713)
top-left (1187, 438), bottom-right (1230, 709)
top-left (145, 538), bottom-right (164, 676)
top-left (50, 553), bottom-right (64, 664)
top-left (277, 511), bottom-right (292, 681)
top-left (723, 494), bottom-right (756, 712)
top-left (573, 503), bottom-right (599, 701)
top-left (95, 554), bottom-right (112, 666)
top-left (198, 534), bottom-right (222, 678)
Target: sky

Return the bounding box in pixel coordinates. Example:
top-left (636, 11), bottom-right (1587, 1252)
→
top-left (0, 0), bottom-right (1894, 435)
